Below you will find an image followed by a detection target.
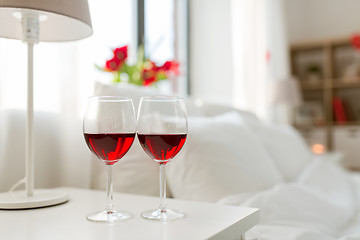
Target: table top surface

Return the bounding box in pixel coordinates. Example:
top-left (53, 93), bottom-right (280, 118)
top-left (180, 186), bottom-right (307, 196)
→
top-left (0, 187), bottom-right (259, 240)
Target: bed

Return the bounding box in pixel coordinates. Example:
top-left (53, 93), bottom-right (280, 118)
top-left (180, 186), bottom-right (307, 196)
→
top-left (91, 82), bottom-right (360, 240)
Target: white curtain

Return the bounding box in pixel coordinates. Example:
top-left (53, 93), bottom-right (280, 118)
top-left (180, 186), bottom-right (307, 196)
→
top-left (0, 0), bottom-right (134, 192)
top-left (231, 0), bottom-right (290, 121)
top-left (266, 0), bottom-right (290, 80)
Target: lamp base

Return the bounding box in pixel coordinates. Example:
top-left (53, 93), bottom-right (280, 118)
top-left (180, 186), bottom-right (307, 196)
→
top-left (0, 189), bottom-right (69, 209)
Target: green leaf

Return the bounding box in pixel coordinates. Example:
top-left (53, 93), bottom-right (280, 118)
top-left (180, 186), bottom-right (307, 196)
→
top-left (95, 64), bottom-right (105, 72)
top-left (157, 72), bottom-right (167, 80)
top-left (112, 72), bottom-right (121, 83)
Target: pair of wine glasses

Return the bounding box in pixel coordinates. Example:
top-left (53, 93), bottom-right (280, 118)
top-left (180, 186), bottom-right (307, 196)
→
top-left (83, 95), bottom-right (187, 223)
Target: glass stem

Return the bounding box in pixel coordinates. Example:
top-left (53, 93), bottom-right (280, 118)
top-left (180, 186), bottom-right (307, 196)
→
top-left (159, 163), bottom-right (167, 211)
top-left (105, 164), bottom-right (114, 211)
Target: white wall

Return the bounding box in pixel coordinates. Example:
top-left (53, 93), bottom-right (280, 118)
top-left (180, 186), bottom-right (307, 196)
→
top-left (189, 0), bottom-right (234, 105)
top-left (285, 0), bottom-right (360, 44)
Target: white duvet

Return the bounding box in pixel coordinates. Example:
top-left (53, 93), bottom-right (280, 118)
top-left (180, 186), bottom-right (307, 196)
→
top-left (218, 157), bottom-right (360, 240)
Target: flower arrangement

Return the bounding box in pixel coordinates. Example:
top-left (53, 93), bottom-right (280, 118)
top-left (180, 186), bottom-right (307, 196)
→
top-left (97, 45), bottom-right (180, 86)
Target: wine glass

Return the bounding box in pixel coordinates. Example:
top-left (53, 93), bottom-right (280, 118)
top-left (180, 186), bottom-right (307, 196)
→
top-left (137, 96), bottom-right (187, 221)
top-left (83, 96), bottom-right (136, 222)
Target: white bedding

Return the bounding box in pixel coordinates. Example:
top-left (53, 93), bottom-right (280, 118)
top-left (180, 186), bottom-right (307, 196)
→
top-left (218, 157), bottom-right (360, 240)
top-left (90, 83), bottom-right (360, 240)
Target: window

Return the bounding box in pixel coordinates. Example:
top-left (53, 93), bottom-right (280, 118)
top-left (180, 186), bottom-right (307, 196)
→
top-left (144, 0), bottom-right (175, 62)
top-left (143, 0), bottom-right (188, 95)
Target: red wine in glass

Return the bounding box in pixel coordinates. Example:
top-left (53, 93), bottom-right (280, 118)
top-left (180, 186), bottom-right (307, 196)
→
top-left (137, 96), bottom-right (187, 221)
top-left (84, 133), bottom-right (135, 165)
top-left (83, 96), bottom-right (136, 222)
top-left (137, 134), bottom-right (187, 164)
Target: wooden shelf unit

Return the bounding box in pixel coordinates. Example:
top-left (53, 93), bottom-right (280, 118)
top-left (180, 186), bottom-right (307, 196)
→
top-left (290, 36), bottom-right (360, 150)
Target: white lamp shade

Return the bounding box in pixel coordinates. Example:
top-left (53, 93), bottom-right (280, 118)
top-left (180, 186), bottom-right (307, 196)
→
top-left (269, 77), bottom-right (303, 107)
top-left (0, 0), bottom-right (93, 42)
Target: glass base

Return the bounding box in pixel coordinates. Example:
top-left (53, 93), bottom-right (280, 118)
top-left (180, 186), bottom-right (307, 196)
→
top-left (141, 208), bottom-right (185, 221)
top-left (86, 209), bottom-right (132, 223)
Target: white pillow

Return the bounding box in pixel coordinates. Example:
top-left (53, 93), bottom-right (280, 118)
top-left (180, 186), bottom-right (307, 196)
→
top-left (93, 81), bottom-right (160, 113)
top-left (91, 81), bottom-right (205, 196)
top-left (93, 81), bottom-right (203, 116)
top-left (166, 112), bottom-right (284, 202)
top-left (200, 102), bottom-right (260, 124)
top-left (90, 140), bottom-right (160, 196)
top-left (90, 82), bottom-right (162, 195)
top-left (249, 123), bottom-right (313, 181)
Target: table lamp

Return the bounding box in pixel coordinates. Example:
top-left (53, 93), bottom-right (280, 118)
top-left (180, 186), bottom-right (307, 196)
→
top-left (269, 77), bottom-right (303, 124)
top-left (0, 0), bottom-right (93, 209)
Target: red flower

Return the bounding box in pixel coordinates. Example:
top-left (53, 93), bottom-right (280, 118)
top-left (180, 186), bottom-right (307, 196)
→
top-left (351, 34), bottom-right (360, 50)
top-left (113, 45), bottom-right (128, 61)
top-left (104, 46), bottom-right (128, 71)
top-left (142, 61), bottom-right (160, 86)
top-left (143, 73), bottom-right (156, 86)
top-left (160, 61), bottom-right (180, 75)
top-left (98, 44), bottom-right (180, 86)
top-left (105, 57), bottom-right (122, 71)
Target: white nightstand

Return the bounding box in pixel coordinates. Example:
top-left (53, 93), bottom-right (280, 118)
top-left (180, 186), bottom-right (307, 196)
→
top-left (0, 187), bottom-right (259, 240)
